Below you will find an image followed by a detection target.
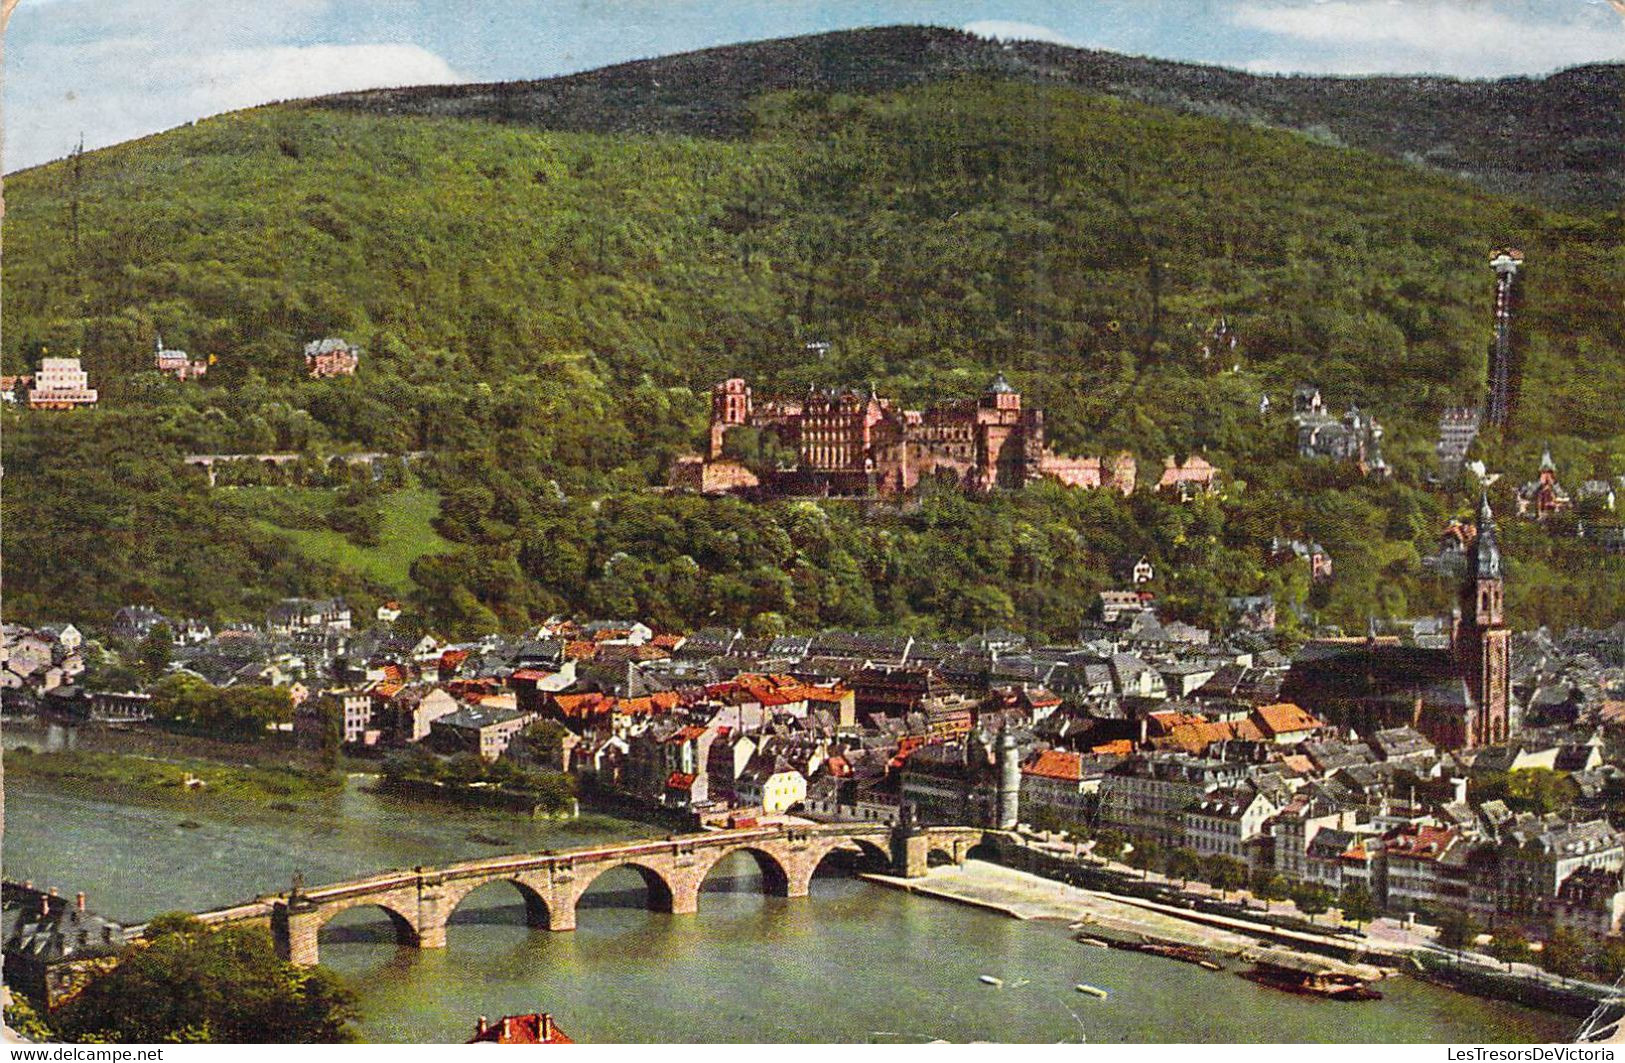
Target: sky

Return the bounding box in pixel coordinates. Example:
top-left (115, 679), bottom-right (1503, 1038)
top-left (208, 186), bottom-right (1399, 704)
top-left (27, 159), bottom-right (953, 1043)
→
top-left (4, 0), bottom-right (1623, 172)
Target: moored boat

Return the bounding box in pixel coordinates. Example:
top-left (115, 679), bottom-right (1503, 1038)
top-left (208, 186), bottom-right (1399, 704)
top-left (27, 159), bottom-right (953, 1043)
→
top-left (1238, 954), bottom-right (1382, 1000)
top-left (1075, 984), bottom-right (1108, 999)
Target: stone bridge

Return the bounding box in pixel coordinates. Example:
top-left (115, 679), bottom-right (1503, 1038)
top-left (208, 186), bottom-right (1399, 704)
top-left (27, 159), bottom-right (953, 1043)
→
top-left (201, 822), bottom-right (983, 966)
top-left (183, 451), bottom-right (427, 486)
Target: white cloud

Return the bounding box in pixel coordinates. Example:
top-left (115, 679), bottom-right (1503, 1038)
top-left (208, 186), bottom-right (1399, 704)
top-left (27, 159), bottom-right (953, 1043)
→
top-left (962, 20), bottom-right (1078, 46)
top-left (6, 41), bottom-right (464, 171)
top-left (1232, 1), bottom-right (1625, 77)
top-left (184, 44), bottom-right (462, 114)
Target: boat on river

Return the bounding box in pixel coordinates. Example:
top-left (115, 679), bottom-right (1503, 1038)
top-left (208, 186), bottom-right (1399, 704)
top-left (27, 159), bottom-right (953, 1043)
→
top-left (979, 975), bottom-right (1004, 987)
top-left (1074, 934), bottom-right (1111, 949)
top-left (1075, 984), bottom-right (1109, 999)
top-left (1102, 936), bottom-right (1225, 970)
top-left (1238, 954), bottom-right (1382, 1001)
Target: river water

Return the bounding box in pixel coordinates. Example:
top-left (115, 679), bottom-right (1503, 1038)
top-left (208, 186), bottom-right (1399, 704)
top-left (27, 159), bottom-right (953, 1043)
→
top-left (1, 759), bottom-right (1573, 1043)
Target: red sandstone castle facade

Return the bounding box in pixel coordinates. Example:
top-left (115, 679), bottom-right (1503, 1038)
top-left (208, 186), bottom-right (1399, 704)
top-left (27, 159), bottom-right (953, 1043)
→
top-left (676, 375), bottom-right (1136, 498)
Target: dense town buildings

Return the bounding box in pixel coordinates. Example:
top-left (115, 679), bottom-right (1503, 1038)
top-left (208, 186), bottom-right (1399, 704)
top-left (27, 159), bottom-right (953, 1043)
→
top-left (15, 498), bottom-right (1625, 957)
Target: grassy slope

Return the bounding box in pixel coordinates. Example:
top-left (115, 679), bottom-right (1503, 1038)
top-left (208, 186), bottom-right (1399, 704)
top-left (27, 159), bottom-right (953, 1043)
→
top-left (228, 487), bottom-right (450, 590)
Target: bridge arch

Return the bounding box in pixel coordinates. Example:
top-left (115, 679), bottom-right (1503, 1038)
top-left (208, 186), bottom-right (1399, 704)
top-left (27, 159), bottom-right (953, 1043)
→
top-left (441, 876), bottom-right (552, 932)
top-left (571, 858), bottom-right (678, 915)
top-left (312, 897), bottom-right (420, 949)
top-left (694, 844), bottom-right (793, 899)
top-left (809, 836), bottom-right (891, 873)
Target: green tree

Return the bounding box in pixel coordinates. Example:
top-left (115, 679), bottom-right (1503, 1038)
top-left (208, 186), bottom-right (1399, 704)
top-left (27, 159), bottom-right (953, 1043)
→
top-left (1339, 883), bottom-right (1377, 928)
top-left (1436, 910), bottom-right (1482, 957)
top-left (1251, 870), bottom-right (1290, 911)
top-left (52, 916), bottom-right (356, 1043)
top-left (1166, 847), bottom-right (1202, 886)
top-left (1291, 882), bottom-right (1334, 922)
top-left (1202, 855), bottom-right (1246, 898)
top-left (1092, 829), bottom-right (1126, 861)
top-left (315, 698), bottom-right (345, 772)
top-left (1590, 937), bottom-right (1625, 981)
top-left (1488, 928), bottom-right (1532, 971)
top-left (137, 623), bottom-right (174, 682)
top-left (3, 993), bottom-right (53, 1042)
top-left (1542, 928), bottom-right (1587, 984)
top-left (1124, 838), bottom-right (1165, 879)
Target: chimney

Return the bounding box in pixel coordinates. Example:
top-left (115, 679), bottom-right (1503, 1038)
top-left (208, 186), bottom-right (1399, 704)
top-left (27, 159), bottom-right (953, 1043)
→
top-left (1453, 777), bottom-right (1469, 805)
top-left (76, 892), bottom-right (86, 913)
top-left (475, 1016), bottom-right (489, 1038)
top-left (501, 1018), bottom-right (512, 1041)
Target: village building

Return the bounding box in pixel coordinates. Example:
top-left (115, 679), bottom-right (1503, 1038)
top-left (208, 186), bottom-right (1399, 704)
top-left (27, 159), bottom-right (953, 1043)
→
top-left (153, 335), bottom-right (208, 380)
top-left (1, 374), bottom-right (34, 403)
top-left (1516, 447), bottom-right (1573, 520)
top-left (468, 1012), bottom-right (572, 1044)
top-left (1019, 749), bottom-right (1096, 822)
top-left (267, 597), bottom-right (352, 635)
top-left (1293, 388), bottom-right (1388, 477)
top-left (3, 891), bottom-right (128, 1010)
top-left (430, 702), bottom-right (539, 761)
top-left (1155, 454), bottom-right (1220, 499)
top-left (304, 337), bottom-right (360, 378)
top-left (27, 357), bottom-right (98, 409)
top-left (1270, 538), bottom-right (1333, 583)
top-left (1182, 783), bottom-right (1280, 864)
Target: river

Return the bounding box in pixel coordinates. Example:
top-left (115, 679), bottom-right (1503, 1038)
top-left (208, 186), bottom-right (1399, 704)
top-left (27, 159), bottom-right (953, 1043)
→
top-left (1, 754), bottom-right (1574, 1043)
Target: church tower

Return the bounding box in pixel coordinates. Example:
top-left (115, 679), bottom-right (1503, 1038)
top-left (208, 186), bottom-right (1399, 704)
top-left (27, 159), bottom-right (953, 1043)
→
top-left (1457, 494), bottom-right (1510, 746)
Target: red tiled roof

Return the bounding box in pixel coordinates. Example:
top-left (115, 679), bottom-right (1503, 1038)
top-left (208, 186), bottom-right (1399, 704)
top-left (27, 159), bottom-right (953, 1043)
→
top-left (1385, 825), bottom-right (1457, 860)
top-left (666, 771), bottom-right (698, 790)
top-left (552, 692), bottom-right (611, 719)
top-left (510, 668), bottom-right (555, 682)
top-left (1252, 702), bottom-right (1323, 737)
top-left (1022, 749), bottom-right (1084, 782)
top-left (467, 1014), bottom-right (573, 1045)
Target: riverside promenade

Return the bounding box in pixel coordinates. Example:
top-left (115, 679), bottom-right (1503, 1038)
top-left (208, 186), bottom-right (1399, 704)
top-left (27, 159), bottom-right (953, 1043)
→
top-left (864, 860), bottom-right (1390, 977)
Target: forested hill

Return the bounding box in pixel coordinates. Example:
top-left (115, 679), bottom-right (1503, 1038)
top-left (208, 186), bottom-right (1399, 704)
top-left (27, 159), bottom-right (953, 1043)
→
top-left (317, 25), bottom-right (1625, 213)
top-left (3, 39), bottom-right (1623, 638)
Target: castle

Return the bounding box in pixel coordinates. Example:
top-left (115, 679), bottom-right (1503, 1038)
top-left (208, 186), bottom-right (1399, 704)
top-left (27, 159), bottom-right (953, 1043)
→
top-left (673, 375), bottom-right (1136, 498)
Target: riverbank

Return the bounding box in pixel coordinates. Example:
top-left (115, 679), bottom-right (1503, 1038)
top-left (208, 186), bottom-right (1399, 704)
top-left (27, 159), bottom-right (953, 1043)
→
top-left (3, 747), bottom-right (344, 810)
top-left (868, 861), bottom-right (1284, 955)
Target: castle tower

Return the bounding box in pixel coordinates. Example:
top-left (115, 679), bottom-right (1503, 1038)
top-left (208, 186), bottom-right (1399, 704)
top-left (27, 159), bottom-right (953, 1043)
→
top-left (1485, 248), bottom-right (1523, 429)
top-left (709, 378), bottom-right (752, 459)
top-left (1457, 493), bottom-right (1510, 747)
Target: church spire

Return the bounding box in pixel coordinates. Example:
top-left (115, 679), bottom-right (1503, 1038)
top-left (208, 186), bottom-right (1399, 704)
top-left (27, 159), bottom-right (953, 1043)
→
top-left (1472, 492), bottom-right (1502, 581)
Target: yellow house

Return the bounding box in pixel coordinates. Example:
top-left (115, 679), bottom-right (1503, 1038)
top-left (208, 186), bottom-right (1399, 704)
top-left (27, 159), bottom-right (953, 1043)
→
top-left (739, 762), bottom-right (807, 814)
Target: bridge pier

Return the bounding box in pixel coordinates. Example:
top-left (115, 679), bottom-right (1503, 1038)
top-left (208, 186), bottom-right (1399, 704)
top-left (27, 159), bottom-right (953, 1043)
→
top-left (415, 877), bottom-right (448, 950)
top-left (273, 903), bottom-right (323, 967)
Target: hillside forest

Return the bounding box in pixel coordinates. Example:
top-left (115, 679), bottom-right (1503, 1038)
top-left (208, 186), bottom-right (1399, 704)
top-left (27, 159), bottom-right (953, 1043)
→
top-left (3, 58), bottom-right (1623, 641)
